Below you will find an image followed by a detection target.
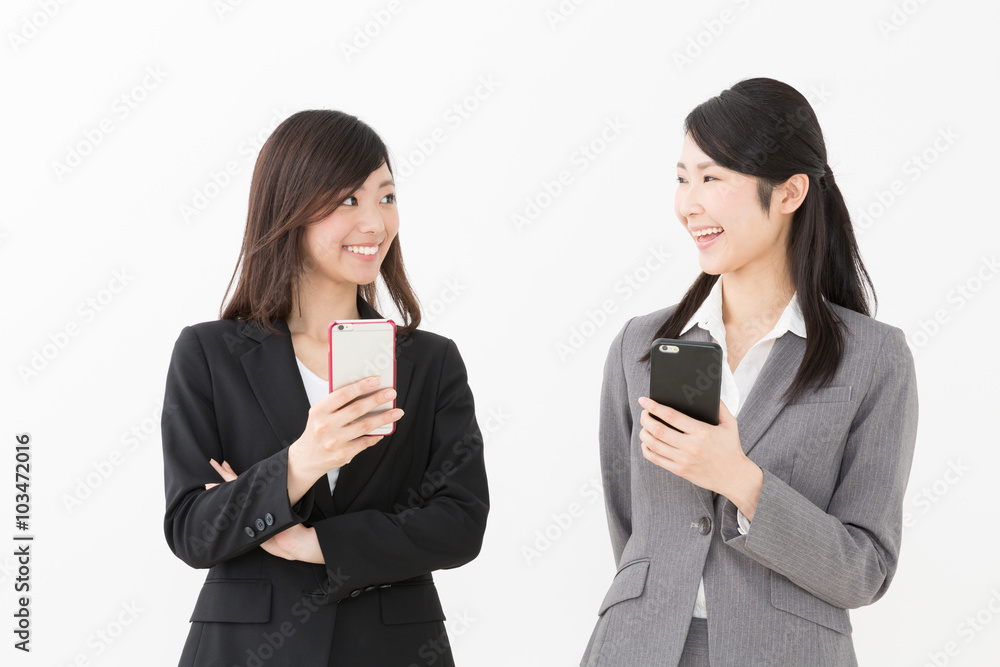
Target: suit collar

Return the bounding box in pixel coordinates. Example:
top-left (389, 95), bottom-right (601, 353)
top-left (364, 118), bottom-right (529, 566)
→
top-left (236, 293), bottom-right (414, 518)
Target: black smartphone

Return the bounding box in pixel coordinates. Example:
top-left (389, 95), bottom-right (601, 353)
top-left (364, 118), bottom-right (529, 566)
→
top-left (649, 338), bottom-right (723, 431)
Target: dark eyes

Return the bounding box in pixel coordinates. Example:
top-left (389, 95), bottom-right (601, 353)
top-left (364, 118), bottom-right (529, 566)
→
top-left (341, 193), bottom-right (396, 206)
top-left (676, 176), bottom-right (717, 184)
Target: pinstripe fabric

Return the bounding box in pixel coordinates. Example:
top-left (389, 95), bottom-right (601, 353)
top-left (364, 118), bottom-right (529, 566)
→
top-left (678, 618), bottom-right (709, 666)
top-left (580, 303), bottom-right (919, 667)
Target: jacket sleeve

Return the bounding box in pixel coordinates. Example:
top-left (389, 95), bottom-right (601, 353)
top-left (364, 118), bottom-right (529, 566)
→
top-left (161, 325), bottom-right (314, 569)
top-left (600, 318), bottom-right (635, 567)
top-left (310, 338), bottom-right (489, 603)
top-left (720, 326), bottom-right (919, 609)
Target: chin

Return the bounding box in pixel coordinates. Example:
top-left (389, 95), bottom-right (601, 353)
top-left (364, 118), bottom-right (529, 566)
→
top-left (697, 257), bottom-right (726, 276)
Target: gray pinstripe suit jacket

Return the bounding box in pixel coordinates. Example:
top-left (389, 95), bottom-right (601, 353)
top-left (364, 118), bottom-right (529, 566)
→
top-left (581, 302), bottom-right (918, 666)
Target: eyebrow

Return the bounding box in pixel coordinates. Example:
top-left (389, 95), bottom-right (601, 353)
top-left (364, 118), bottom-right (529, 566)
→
top-left (676, 160), bottom-right (717, 170)
top-left (355, 178), bottom-right (395, 192)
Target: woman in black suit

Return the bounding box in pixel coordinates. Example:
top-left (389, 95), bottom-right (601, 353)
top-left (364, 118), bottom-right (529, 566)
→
top-left (161, 110), bottom-right (489, 666)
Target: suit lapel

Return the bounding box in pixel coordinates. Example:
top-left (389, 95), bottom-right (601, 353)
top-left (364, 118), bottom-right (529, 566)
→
top-left (733, 333), bottom-right (804, 457)
top-left (238, 318), bottom-right (338, 519)
top-left (238, 318), bottom-right (311, 455)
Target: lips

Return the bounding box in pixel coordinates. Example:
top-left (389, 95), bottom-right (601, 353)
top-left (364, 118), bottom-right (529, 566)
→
top-left (690, 227), bottom-right (723, 248)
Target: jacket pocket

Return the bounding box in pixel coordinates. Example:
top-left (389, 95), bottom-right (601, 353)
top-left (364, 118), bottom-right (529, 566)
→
top-left (189, 578), bottom-right (271, 623)
top-left (379, 581), bottom-right (446, 625)
top-left (770, 572), bottom-right (852, 635)
top-left (788, 385), bottom-right (853, 405)
top-left (598, 558), bottom-right (650, 616)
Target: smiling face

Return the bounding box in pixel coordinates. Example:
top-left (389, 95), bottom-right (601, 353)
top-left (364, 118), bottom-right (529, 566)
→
top-left (674, 132), bottom-right (797, 279)
top-left (299, 162), bottom-right (398, 290)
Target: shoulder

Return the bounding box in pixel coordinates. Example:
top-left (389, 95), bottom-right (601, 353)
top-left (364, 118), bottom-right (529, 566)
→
top-left (398, 327), bottom-right (454, 356)
top-left (829, 303), bottom-right (911, 360)
top-left (397, 328), bottom-right (473, 377)
top-left (826, 304), bottom-right (916, 398)
top-left (170, 319), bottom-right (264, 358)
top-left (608, 303), bottom-right (679, 360)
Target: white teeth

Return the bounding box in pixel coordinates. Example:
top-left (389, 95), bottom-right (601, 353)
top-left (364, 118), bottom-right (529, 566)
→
top-left (345, 245), bottom-right (377, 255)
top-left (692, 227), bottom-right (723, 238)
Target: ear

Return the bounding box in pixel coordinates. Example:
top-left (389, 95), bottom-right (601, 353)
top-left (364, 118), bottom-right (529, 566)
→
top-left (774, 173), bottom-right (810, 215)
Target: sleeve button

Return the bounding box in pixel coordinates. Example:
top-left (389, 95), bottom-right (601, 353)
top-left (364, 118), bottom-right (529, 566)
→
top-left (244, 527), bottom-right (256, 538)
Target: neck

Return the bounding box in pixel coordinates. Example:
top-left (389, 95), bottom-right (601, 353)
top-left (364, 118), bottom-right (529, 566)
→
top-left (719, 261), bottom-right (795, 333)
top-left (287, 273), bottom-right (361, 343)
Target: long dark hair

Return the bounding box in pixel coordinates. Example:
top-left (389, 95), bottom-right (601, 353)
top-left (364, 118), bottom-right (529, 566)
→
top-left (643, 78), bottom-right (875, 402)
top-left (220, 109), bottom-right (421, 337)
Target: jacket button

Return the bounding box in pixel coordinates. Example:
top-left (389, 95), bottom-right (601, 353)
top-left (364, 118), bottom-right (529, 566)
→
top-left (698, 517), bottom-right (712, 535)
top-left (364, 585), bottom-right (376, 593)
top-left (244, 527), bottom-right (256, 538)
top-left (350, 589), bottom-right (361, 598)
top-left (255, 518), bottom-right (266, 531)
top-left (264, 513), bottom-right (274, 526)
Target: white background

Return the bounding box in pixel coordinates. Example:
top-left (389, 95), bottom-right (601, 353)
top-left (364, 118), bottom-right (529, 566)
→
top-left (2, 1), bottom-right (998, 665)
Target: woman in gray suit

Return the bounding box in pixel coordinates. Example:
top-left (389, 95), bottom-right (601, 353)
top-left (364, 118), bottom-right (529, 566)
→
top-left (581, 78), bottom-right (918, 666)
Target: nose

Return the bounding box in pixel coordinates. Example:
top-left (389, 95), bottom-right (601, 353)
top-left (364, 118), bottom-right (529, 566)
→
top-left (356, 200), bottom-right (385, 236)
top-left (676, 180), bottom-right (703, 223)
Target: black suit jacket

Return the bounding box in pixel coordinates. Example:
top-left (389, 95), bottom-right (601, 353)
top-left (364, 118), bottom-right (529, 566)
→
top-left (161, 296), bottom-right (489, 666)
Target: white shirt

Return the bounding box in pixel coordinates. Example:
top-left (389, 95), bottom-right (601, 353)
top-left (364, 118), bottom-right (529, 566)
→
top-left (295, 357), bottom-right (341, 493)
top-left (679, 278), bottom-right (807, 619)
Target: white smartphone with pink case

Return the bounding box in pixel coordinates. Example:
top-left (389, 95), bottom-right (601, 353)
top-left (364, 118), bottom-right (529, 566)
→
top-left (328, 319), bottom-right (397, 435)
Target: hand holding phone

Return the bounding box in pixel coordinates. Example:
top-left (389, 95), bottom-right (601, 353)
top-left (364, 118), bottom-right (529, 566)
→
top-left (286, 376), bottom-right (403, 503)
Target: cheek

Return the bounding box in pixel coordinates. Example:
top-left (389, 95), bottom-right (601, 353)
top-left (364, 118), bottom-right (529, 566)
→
top-left (303, 220), bottom-right (350, 266)
top-left (384, 213), bottom-right (400, 241)
top-left (711, 183), bottom-right (744, 218)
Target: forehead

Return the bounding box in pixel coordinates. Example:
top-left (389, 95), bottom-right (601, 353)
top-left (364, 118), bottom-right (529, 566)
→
top-left (677, 133), bottom-right (713, 164)
top-left (357, 162), bottom-right (393, 189)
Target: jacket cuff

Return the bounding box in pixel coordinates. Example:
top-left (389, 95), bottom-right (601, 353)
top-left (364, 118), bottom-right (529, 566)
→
top-left (721, 466), bottom-right (784, 566)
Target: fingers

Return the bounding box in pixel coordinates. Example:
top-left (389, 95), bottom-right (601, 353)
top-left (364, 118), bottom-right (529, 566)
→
top-left (205, 482), bottom-right (219, 489)
top-left (638, 396), bottom-right (701, 435)
top-left (322, 376), bottom-right (385, 413)
top-left (316, 377), bottom-right (401, 430)
top-left (209, 458), bottom-right (239, 482)
top-left (337, 388), bottom-right (398, 428)
top-left (342, 406), bottom-right (403, 441)
top-left (641, 437), bottom-right (675, 470)
top-left (638, 407), bottom-right (686, 446)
